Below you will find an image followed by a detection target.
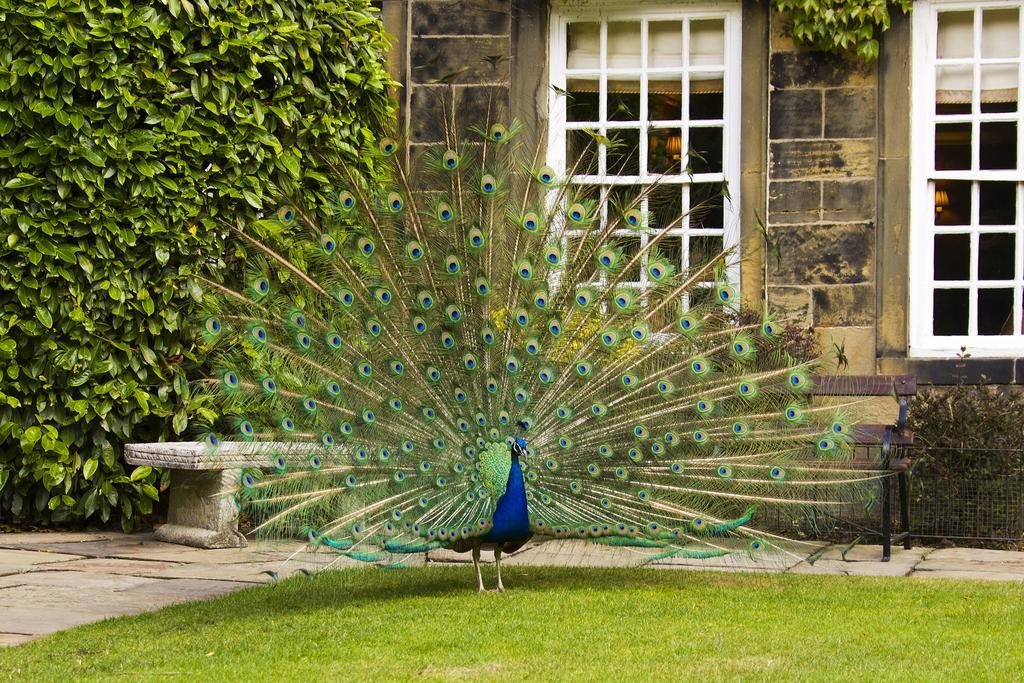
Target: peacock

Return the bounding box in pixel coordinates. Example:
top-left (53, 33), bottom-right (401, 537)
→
top-left (195, 100), bottom-right (872, 591)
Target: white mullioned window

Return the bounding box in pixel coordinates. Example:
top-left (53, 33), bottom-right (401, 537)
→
top-left (911, 0), bottom-right (1024, 357)
top-left (547, 2), bottom-right (742, 309)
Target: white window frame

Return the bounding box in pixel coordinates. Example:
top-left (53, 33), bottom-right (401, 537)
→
top-left (547, 1), bottom-right (743, 303)
top-left (910, 0), bottom-right (1024, 358)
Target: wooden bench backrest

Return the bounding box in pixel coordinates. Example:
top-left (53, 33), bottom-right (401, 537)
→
top-left (810, 374), bottom-right (917, 450)
top-left (810, 375), bottom-right (917, 397)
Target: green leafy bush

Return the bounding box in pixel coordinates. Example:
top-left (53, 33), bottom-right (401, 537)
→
top-left (0, 0), bottom-right (395, 529)
top-left (774, 0), bottom-right (912, 60)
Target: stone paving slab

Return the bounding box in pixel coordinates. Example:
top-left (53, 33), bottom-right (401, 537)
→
top-left (915, 558), bottom-right (1024, 574)
top-left (926, 547), bottom-right (1024, 562)
top-left (1, 530), bottom-right (1022, 647)
top-left (0, 538), bottom-right (254, 564)
top-left (787, 560), bottom-right (849, 575)
top-left (0, 548), bottom-right (86, 566)
top-left (38, 557), bottom-right (188, 577)
top-left (0, 531), bottom-right (118, 545)
top-left (1, 576), bottom-right (243, 636)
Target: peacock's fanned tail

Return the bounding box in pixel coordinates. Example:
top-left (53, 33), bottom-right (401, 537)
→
top-left (195, 102), bottom-right (874, 569)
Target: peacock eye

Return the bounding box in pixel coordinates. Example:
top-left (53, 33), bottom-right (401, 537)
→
top-left (278, 206), bottom-right (295, 223)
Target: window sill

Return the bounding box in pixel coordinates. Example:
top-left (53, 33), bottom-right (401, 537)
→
top-left (900, 357), bottom-right (1021, 385)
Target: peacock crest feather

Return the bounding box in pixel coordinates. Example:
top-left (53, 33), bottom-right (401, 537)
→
top-left (195, 97), bottom-right (875, 586)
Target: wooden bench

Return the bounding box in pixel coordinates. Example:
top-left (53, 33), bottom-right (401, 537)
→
top-left (811, 374), bottom-right (917, 561)
top-left (125, 442), bottom-right (290, 549)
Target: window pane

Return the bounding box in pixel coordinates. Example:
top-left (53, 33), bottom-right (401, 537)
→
top-left (568, 236), bottom-right (599, 281)
top-left (690, 90), bottom-right (724, 120)
top-left (691, 72), bottom-right (725, 119)
top-left (690, 285), bottom-right (716, 307)
top-left (935, 180), bottom-right (971, 225)
top-left (607, 129), bottom-right (640, 175)
top-left (937, 11), bottom-right (974, 59)
top-left (935, 122), bottom-right (972, 170)
top-left (648, 84), bottom-right (682, 122)
top-left (688, 127), bottom-right (723, 174)
top-left (1019, 290), bottom-right (1024, 335)
top-left (648, 128), bottom-right (682, 175)
top-left (933, 289), bottom-right (969, 335)
top-left (617, 235), bottom-right (642, 281)
top-left (649, 21), bottom-right (683, 68)
top-left (570, 184), bottom-right (602, 205)
top-left (980, 64), bottom-right (1018, 113)
top-left (567, 129), bottom-right (599, 175)
top-left (690, 234), bottom-right (724, 269)
top-left (658, 234), bottom-right (683, 268)
top-left (609, 185), bottom-right (642, 215)
top-left (607, 22), bottom-right (641, 69)
top-left (608, 83), bottom-right (640, 121)
top-left (978, 288), bottom-right (1014, 334)
top-left (936, 65), bottom-right (973, 115)
top-left (649, 184), bottom-right (683, 231)
top-left (566, 78), bottom-right (599, 122)
top-left (567, 22), bottom-right (600, 70)
top-left (690, 19), bottom-right (724, 66)
top-left (690, 182), bottom-right (724, 229)
top-left (980, 122), bottom-right (1017, 170)
top-left (648, 297), bottom-right (680, 331)
top-left (979, 181), bottom-right (1016, 225)
top-left (982, 8), bottom-right (1019, 58)
top-left (978, 233), bottom-right (1017, 280)
top-left (934, 234), bottom-right (970, 280)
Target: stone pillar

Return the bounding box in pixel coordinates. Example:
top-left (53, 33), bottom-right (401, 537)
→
top-left (402, 0), bottom-right (512, 153)
top-left (766, 11), bottom-right (879, 374)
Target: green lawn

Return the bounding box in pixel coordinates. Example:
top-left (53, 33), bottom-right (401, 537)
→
top-left (3, 567), bottom-right (1022, 681)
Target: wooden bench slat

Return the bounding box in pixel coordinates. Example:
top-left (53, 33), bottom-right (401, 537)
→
top-left (851, 424), bottom-right (915, 447)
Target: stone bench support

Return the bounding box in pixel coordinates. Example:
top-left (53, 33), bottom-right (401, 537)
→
top-left (157, 469), bottom-right (245, 549)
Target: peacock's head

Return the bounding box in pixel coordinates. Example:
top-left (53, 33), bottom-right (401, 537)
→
top-left (512, 437), bottom-right (528, 459)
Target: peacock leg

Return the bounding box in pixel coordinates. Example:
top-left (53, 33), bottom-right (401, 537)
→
top-left (472, 544), bottom-right (485, 592)
top-left (494, 547), bottom-right (505, 592)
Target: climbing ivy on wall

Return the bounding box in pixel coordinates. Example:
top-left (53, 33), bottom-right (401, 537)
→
top-left (0, 0), bottom-right (395, 529)
top-left (773, 0), bottom-right (913, 60)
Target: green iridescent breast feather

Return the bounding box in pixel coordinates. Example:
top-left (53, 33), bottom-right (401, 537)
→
top-left (478, 441), bottom-right (512, 502)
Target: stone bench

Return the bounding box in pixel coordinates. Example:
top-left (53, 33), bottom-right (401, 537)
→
top-left (125, 441), bottom-right (292, 549)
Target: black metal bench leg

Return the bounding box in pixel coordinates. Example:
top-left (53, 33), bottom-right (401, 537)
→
top-left (898, 470), bottom-right (911, 550)
top-left (881, 476), bottom-right (892, 562)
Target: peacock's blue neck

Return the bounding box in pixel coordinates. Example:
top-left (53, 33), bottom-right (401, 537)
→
top-left (483, 454), bottom-right (530, 542)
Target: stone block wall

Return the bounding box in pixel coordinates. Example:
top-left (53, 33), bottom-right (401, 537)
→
top-left (766, 13), bottom-right (879, 374)
top-left (386, 0), bottom-right (513, 155)
top-left (386, 3), bottom-right (892, 375)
